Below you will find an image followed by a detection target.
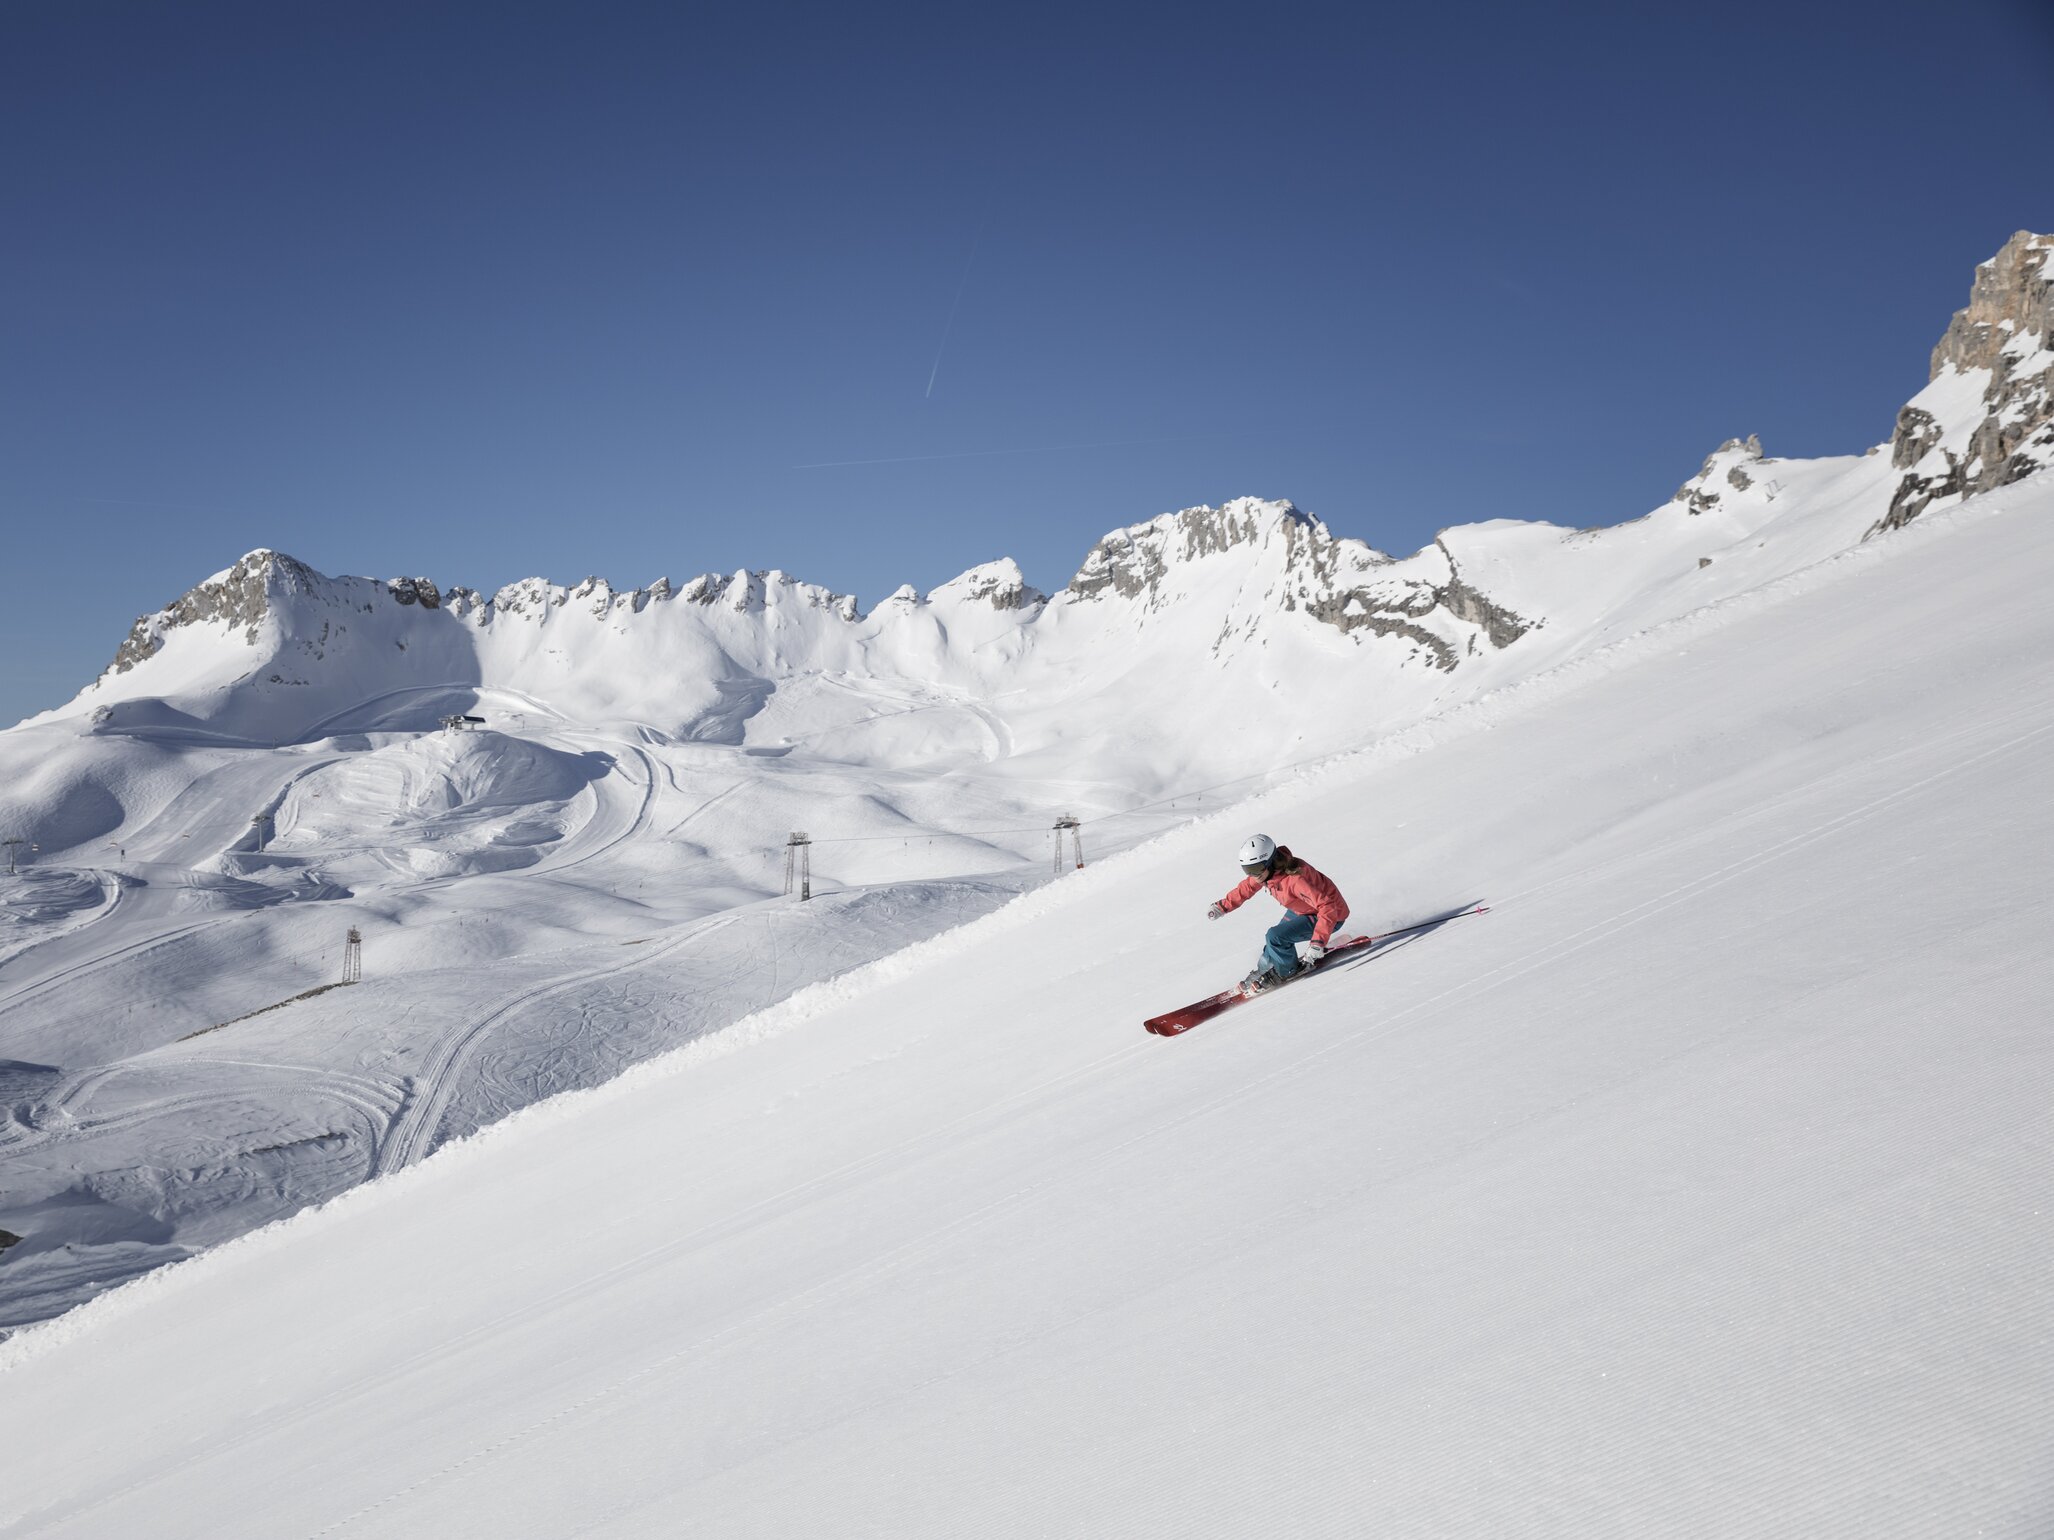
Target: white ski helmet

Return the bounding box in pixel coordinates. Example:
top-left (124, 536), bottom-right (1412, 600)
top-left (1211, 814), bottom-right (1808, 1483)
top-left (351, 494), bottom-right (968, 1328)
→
top-left (1237, 833), bottom-right (1276, 872)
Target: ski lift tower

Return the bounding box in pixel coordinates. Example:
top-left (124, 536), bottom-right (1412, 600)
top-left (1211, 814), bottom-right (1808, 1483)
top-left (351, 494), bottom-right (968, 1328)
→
top-left (2, 839), bottom-right (28, 876)
top-left (341, 927), bottom-right (362, 985)
top-left (1053, 815), bottom-right (1084, 873)
top-left (784, 832), bottom-right (813, 901)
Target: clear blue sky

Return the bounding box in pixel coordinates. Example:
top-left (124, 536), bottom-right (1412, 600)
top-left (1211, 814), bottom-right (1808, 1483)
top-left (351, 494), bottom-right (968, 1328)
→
top-left (4, 0), bottom-right (2050, 725)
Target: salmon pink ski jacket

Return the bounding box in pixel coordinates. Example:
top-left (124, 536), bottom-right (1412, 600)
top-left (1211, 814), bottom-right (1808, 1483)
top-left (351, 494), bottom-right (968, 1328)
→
top-left (1216, 851), bottom-right (1349, 945)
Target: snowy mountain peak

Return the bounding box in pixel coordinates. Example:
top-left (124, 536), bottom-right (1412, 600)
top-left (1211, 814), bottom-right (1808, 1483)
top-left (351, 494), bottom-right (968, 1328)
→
top-left (1065, 497), bottom-right (1312, 602)
top-left (1671, 435), bottom-right (1769, 518)
top-left (1050, 495), bottom-right (1537, 668)
top-left (1880, 229), bottom-right (2054, 533)
top-left (930, 559), bottom-right (1046, 612)
top-left (106, 548), bottom-right (323, 676)
top-left (1931, 230), bottom-right (2054, 378)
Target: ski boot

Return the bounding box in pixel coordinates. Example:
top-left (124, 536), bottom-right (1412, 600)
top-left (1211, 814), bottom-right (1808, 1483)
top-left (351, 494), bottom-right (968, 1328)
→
top-left (1239, 963), bottom-right (1282, 998)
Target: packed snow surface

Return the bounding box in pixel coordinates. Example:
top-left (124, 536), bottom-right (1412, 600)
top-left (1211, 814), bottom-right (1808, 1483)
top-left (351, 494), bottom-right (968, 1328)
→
top-left (0, 472), bottom-right (2047, 1535)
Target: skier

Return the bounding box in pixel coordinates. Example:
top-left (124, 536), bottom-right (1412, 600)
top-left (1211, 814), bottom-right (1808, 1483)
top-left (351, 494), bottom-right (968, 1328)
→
top-left (1207, 834), bottom-right (1350, 995)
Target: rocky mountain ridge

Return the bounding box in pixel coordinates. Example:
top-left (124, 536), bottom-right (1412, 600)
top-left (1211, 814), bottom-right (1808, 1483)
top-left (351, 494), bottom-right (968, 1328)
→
top-left (93, 493), bottom-right (1538, 708)
top-left (57, 230), bottom-right (2054, 750)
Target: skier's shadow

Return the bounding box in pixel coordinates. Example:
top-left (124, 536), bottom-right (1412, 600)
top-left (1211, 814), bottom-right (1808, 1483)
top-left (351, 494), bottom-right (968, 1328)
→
top-left (1324, 901), bottom-right (1488, 974)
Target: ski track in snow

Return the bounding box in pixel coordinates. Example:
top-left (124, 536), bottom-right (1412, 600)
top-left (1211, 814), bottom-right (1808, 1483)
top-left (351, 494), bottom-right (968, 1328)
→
top-left (518, 739), bottom-right (658, 880)
top-left (0, 915), bottom-right (223, 1021)
top-left (657, 775), bottom-right (743, 839)
top-left (10, 732), bottom-right (706, 1194)
top-left (371, 909), bottom-right (749, 1176)
top-left (0, 871), bottom-right (122, 973)
top-left (9, 1062), bottom-right (396, 1153)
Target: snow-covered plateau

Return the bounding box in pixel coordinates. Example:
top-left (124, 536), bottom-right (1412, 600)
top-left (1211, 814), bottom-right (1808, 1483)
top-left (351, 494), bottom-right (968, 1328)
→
top-left (0, 233), bottom-right (2049, 1537)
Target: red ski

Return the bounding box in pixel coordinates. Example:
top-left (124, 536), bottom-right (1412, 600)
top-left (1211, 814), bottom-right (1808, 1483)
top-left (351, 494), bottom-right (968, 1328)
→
top-left (1145, 905), bottom-right (1489, 1037)
top-left (1145, 933), bottom-right (1375, 1035)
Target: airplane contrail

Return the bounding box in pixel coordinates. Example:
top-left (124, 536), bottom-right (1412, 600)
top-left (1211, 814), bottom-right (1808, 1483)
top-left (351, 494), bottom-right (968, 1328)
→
top-left (795, 429), bottom-right (1289, 469)
top-left (924, 208), bottom-right (989, 399)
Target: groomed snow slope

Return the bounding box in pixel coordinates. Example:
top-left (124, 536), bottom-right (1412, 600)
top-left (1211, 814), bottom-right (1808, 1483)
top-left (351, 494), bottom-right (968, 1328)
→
top-left (1, 481), bottom-right (2049, 1537)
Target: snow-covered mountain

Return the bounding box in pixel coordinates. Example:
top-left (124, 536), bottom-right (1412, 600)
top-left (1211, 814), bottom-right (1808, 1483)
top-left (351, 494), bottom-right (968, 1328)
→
top-left (0, 230), bottom-right (2048, 1362)
top-left (36, 238), bottom-right (2052, 779)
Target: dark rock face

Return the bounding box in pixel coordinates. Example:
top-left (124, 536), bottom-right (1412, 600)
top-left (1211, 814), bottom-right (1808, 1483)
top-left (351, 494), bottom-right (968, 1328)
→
top-left (1437, 552), bottom-right (1534, 651)
top-left (107, 550), bottom-right (321, 676)
top-left (1300, 597), bottom-right (1456, 668)
top-left (1296, 537), bottom-right (1533, 670)
top-left (1066, 500), bottom-right (1286, 602)
top-left (1928, 232), bottom-right (2054, 378)
top-left (1877, 231), bottom-right (2054, 534)
top-left (1066, 533), bottom-right (1170, 601)
top-left (1891, 406), bottom-right (1944, 470)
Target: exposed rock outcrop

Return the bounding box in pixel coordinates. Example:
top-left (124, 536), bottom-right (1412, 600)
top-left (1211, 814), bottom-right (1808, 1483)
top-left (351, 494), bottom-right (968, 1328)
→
top-left (666, 569), bottom-right (859, 619)
top-left (386, 576), bottom-right (442, 609)
top-left (1929, 232), bottom-right (2054, 377)
top-left (1066, 498), bottom-right (1527, 667)
top-left (1672, 436), bottom-right (1766, 517)
top-left (1435, 543), bottom-right (1535, 651)
top-left (936, 561), bottom-right (1047, 612)
top-left (107, 550), bottom-right (321, 675)
top-left (1066, 499), bottom-right (1285, 602)
top-left (1876, 231), bottom-right (2054, 534)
